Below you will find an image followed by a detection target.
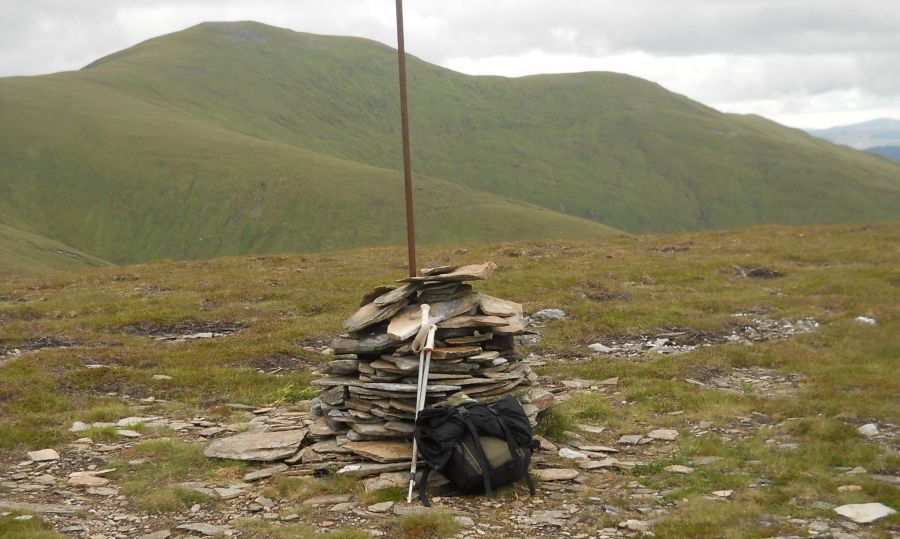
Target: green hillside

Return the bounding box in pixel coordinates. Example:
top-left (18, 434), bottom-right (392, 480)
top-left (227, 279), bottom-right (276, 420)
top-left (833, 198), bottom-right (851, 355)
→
top-left (0, 222), bottom-right (111, 274)
top-left (1, 21), bottom-right (899, 272)
top-left (75, 21), bottom-right (900, 231)
top-left (0, 49), bottom-right (617, 268)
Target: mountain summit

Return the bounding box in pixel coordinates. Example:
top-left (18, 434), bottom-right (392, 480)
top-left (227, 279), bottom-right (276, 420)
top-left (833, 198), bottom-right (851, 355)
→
top-left (1, 21), bottom-right (899, 272)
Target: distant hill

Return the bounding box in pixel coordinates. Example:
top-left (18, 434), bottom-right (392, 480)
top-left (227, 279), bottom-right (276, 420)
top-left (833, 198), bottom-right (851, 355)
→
top-left (867, 145), bottom-right (900, 162)
top-left (1, 21), bottom-right (899, 273)
top-left (809, 118), bottom-right (900, 149)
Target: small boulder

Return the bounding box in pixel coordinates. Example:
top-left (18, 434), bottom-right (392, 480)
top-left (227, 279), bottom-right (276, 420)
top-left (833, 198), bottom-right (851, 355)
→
top-left (27, 449), bottom-right (60, 462)
top-left (558, 447), bottom-right (588, 460)
top-left (648, 429), bottom-right (678, 441)
top-left (533, 308), bottom-right (566, 321)
top-left (204, 429), bottom-right (306, 461)
top-left (68, 475), bottom-right (110, 487)
top-left (243, 463), bottom-right (289, 482)
top-left (857, 423), bottom-right (878, 437)
top-left (69, 422), bottom-right (90, 433)
top-left (367, 501), bottom-right (394, 514)
top-left (213, 487), bottom-right (244, 500)
top-left (302, 493), bottom-right (353, 506)
top-left (535, 468), bottom-right (579, 481)
top-left (619, 519), bottom-right (652, 532)
top-left (618, 434), bottom-right (642, 445)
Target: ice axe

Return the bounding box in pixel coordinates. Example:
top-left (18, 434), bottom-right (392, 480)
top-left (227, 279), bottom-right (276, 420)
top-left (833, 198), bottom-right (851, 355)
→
top-left (407, 304), bottom-right (437, 503)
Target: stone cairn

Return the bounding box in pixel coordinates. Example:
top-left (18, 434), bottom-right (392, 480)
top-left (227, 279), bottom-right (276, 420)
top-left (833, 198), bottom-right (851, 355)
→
top-left (306, 262), bottom-right (549, 473)
top-left (206, 262), bottom-right (554, 486)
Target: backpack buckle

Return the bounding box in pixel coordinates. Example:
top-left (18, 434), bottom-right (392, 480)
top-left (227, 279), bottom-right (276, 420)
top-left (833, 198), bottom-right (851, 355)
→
top-left (456, 406), bottom-right (470, 418)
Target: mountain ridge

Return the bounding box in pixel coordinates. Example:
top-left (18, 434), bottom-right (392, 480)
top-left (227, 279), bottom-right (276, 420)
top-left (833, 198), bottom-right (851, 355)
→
top-left (808, 117), bottom-right (900, 149)
top-left (1, 21), bottom-right (899, 273)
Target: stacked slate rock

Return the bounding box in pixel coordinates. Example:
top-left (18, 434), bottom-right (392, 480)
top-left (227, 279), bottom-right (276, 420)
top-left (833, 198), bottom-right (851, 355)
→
top-left (308, 262), bottom-right (543, 454)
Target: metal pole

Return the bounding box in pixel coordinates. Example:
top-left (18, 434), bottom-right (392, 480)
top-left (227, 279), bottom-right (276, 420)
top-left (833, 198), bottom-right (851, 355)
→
top-left (395, 0), bottom-right (417, 277)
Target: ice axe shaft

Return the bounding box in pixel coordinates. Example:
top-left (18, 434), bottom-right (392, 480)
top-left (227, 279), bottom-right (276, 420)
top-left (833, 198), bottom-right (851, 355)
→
top-left (407, 305), bottom-right (433, 503)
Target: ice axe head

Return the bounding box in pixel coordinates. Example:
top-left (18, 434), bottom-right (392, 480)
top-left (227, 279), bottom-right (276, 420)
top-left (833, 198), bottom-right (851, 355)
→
top-left (425, 324), bottom-right (437, 353)
top-left (410, 303), bottom-right (432, 353)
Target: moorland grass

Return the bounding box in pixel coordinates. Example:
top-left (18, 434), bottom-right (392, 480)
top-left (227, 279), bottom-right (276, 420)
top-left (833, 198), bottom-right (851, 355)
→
top-left (0, 514), bottom-right (65, 539)
top-left (0, 223), bottom-right (897, 535)
top-left (112, 439), bottom-right (244, 513)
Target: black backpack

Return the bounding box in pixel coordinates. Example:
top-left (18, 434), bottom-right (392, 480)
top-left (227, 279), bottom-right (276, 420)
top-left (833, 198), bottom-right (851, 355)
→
top-left (413, 396), bottom-right (538, 506)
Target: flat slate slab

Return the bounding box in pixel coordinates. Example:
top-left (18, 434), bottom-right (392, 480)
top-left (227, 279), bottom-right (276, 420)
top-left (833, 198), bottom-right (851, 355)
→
top-left (344, 300), bottom-right (408, 333)
top-left (535, 468), bottom-right (579, 481)
top-left (446, 333), bottom-right (493, 345)
top-left (387, 305), bottom-right (428, 340)
top-left (373, 283), bottom-right (421, 306)
top-left (438, 315), bottom-right (509, 329)
top-left (26, 449), bottom-right (60, 462)
top-left (342, 440), bottom-right (412, 463)
top-left (428, 295), bottom-right (481, 323)
top-left (302, 493), bottom-right (353, 506)
top-left (399, 262), bottom-right (497, 283)
top-left (431, 346), bottom-right (482, 360)
top-left (204, 430), bottom-right (307, 461)
top-left (0, 500), bottom-right (84, 514)
top-left (332, 327), bottom-right (395, 354)
top-left (243, 463), bottom-right (289, 482)
top-left (321, 359), bottom-right (359, 375)
top-left (361, 382), bottom-right (462, 393)
top-left (648, 429), bottom-right (679, 441)
top-left (493, 315), bottom-right (526, 335)
top-left (833, 502), bottom-right (896, 523)
top-left (478, 294), bottom-right (522, 317)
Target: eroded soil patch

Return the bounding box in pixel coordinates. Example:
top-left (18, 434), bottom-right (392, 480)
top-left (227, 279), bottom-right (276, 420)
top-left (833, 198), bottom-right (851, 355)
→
top-left (0, 336), bottom-right (81, 362)
top-left (686, 365), bottom-right (806, 398)
top-left (230, 353), bottom-right (325, 374)
top-left (118, 320), bottom-right (246, 342)
top-left (582, 314), bottom-right (819, 360)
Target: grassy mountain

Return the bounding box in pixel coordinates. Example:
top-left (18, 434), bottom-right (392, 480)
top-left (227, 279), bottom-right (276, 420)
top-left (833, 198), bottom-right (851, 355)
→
top-left (1, 21), bottom-right (899, 272)
top-left (809, 118), bottom-right (900, 149)
top-left (0, 30), bottom-right (618, 268)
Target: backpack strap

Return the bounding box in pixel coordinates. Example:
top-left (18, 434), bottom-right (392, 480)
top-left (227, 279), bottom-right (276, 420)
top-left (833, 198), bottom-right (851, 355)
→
top-left (490, 407), bottom-right (537, 496)
top-left (456, 406), bottom-right (494, 497)
top-left (417, 465), bottom-right (433, 507)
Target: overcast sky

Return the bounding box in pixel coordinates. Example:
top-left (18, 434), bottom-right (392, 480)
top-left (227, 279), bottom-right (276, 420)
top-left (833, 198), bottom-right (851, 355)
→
top-left (1, 0), bottom-right (898, 129)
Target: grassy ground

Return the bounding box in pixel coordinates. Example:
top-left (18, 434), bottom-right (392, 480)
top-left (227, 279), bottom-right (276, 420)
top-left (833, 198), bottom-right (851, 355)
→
top-left (0, 222), bottom-right (898, 537)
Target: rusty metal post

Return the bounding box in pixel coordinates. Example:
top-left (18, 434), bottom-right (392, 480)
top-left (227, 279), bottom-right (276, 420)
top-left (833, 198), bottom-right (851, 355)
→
top-left (395, 0), bottom-right (417, 277)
